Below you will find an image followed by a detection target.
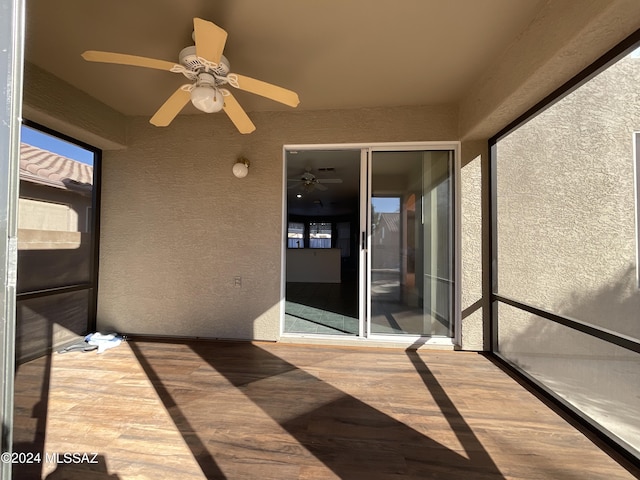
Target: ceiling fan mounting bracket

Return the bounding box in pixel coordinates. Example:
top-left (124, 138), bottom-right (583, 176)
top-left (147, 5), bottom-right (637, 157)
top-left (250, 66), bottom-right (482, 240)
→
top-left (178, 46), bottom-right (230, 84)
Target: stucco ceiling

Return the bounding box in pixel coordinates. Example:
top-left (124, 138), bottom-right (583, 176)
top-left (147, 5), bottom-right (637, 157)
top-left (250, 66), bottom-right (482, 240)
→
top-left (25, 0), bottom-right (546, 117)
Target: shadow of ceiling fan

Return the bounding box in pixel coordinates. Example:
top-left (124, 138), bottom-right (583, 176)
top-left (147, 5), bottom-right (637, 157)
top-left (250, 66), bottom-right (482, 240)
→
top-left (80, 17), bottom-right (299, 134)
top-left (288, 167), bottom-right (343, 192)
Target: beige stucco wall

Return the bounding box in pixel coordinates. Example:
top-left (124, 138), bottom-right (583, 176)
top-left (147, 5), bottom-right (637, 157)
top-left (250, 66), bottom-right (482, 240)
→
top-left (459, 140), bottom-right (488, 350)
top-left (496, 54), bottom-right (640, 352)
top-left (96, 106), bottom-right (459, 341)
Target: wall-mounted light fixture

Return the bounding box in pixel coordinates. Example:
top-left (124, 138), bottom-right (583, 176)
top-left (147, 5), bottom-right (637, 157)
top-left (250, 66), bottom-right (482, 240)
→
top-left (232, 157), bottom-right (250, 178)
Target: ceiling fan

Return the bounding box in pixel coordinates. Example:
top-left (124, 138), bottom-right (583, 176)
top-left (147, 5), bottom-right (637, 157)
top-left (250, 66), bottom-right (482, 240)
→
top-left (288, 168), bottom-right (343, 192)
top-left (81, 17), bottom-right (299, 134)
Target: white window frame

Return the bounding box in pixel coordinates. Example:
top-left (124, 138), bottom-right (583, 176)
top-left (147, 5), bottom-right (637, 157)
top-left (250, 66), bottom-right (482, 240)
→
top-left (635, 132), bottom-right (640, 288)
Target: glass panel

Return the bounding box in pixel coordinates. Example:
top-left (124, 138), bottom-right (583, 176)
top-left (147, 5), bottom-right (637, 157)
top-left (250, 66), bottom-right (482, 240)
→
top-left (495, 48), bottom-right (640, 340)
top-left (370, 151), bottom-right (454, 336)
top-left (17, 239), bottom-right (92, 293)
top-left (16, 125), bottom-right (97, 362)
top-left (287, 221), bottom-right (304, 248)
top-left (284, 149), bottom-right (361, 336)
top-left (497, 302), bottom-right (640, 457)
top-left (15, 290), bottom-right (90, 363)
top-left (309, 222), bottom-right (331, 248)
top-left (18, 125), bottom-right (95, 293)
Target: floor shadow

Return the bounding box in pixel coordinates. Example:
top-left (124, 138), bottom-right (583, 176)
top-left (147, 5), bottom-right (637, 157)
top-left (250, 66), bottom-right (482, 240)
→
top-left (405, 341), bottom-right (501, 472)
top-left (11, 290), bottom-right (98, 479)
top-left (285, 311), bottom-right (356, 334)
top-left (128, 341), bottom-right (227, 480)
top-left (12, 320), bottom-right (53, 479)
top-left (44, 454), bottom-right (120, 479)
top-left (156, 340), bottom-right (506, 479)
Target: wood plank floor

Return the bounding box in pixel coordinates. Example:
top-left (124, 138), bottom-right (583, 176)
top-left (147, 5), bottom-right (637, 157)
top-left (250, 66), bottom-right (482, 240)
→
top-left (12, 339), bottom-right (639, 479)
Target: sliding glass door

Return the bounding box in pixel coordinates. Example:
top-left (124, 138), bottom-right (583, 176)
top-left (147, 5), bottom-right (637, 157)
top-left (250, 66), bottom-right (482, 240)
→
top-left (368, 150), bottom-right (454, 337)
top-left (283, 144), bottom-right (456, 340)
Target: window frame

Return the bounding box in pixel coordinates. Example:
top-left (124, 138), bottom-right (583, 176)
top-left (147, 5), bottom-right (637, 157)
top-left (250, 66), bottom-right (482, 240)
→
top-left (635, 131), bottom-right (640, 289)
top-left (308, 221), bottom-right (332, 249)
top-left (287, 220), bottom-right (334, 249)
top-left (19, 120), bottom-right (102, 337)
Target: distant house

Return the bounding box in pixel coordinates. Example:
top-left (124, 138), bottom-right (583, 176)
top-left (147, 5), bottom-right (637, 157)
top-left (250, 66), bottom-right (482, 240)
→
top-left (371, 212), bottom-right (400, 270)
top-left (19, 143), bottom-right (93, 233)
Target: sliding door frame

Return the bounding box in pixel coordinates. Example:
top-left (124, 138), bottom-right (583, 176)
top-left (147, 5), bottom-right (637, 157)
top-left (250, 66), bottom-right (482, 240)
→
top-left (1, 0), bottom-right (24, 474)
top-left (281, 141), bottom-right (461, 346)
top-left (365, 144), bottom-right (460, 345)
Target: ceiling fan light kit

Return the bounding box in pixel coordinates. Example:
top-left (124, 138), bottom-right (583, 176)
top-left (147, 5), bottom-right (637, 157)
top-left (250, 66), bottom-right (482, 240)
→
top-left (190, 73), bottom-right (224, 113)
top-left (81, 18), bottom-right (300, 134)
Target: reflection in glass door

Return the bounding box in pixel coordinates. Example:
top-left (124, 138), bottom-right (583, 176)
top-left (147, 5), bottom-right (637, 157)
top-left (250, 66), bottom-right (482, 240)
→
top-left (368, 150), bottom-right (454, 336)
top-left (284, 149), bottom-right (362, 336)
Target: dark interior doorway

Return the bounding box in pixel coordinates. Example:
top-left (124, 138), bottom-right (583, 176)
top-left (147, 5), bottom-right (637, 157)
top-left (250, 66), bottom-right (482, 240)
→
top-left (284, 149), bottom-right (361, 335)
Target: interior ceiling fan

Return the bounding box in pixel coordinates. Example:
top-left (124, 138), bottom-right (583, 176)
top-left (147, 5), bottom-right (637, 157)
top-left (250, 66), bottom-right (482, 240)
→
top-left (81, 17), bottom-right (299, 134)
top-left (288, 167), bottom-right (343, 192)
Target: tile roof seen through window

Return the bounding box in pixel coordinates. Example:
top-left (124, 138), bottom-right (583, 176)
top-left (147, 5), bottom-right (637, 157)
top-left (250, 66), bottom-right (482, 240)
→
top-left (379, 213), bottom-right (399, 233)
top-left (20, 143), bottom-right (93, 190)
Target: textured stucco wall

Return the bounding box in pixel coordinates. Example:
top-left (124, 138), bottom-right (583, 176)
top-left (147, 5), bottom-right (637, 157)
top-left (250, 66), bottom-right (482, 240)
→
top-left (460, 141), bottom-right (489, 350)
top-left (496, 54), bottom-right (640, 354)
top-left (97, 105), bottom-right (462, 341)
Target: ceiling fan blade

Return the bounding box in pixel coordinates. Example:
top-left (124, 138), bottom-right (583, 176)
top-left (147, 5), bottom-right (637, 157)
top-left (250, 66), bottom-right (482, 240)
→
top-left (149, 87), bottom-right (191, 127)
top-left (317, 178), bottom-right (343, 184)
top-left (314, 183), bottom-right (328, 191)
top-left (193, 17), bottom-right (228, 64)
top-left (81, 51), bottom-right (177, 71)
top-left (222, 91), bottom-right (256, 134)
top-left (233, 74), bottom-right (300, 108)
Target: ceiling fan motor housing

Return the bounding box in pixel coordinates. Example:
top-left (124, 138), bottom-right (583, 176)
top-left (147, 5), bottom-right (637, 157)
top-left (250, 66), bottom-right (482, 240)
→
top-left (179, 46), bottom-right (230, 83)
top-left (301, 172), bottom-right (315, 182)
